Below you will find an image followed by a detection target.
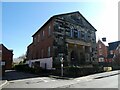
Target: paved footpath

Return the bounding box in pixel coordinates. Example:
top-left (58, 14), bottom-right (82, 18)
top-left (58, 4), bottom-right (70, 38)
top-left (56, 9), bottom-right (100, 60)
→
top-left (1, 70), bottom-right (39, 89)
top-left (0, 80), bottom-right (8, 90)
top-left (2, 70), bottom-right (39, 81)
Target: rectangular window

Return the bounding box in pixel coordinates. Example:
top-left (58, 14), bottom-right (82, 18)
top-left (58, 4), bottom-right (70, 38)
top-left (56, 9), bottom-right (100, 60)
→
top-left (99, 49), bottom-right (102, 55)
top-left (34, 37), bottom-right (36, 44)
top-left (48, 26), bottom-right (51, 36)
top-left (48, 46), bottom-right (51, 57)
top-left (41, 49), bottom-right (44, 58)
top-left (99, 44), bottom-right (101, 48)
top-left (65, 29), bottom-right (71, 37)
top-left (78, 31), bottom-right (81, 38)
top-left (81, 31), bottom-right (85, 40)
top-left (99, 58), bottom-right (104, 62)
top-left (74, 29), bottom-right (78, 38)
top-left (38, 34), bottom-right (40, 42)
top-left (41, 31), bottom-right (45, 40)
top-left (84, 32), bottom-right (88, 41)
top-left (110, 50), bottom-right (113, 54)
top-left (70, 29), bottom-right (73, 38)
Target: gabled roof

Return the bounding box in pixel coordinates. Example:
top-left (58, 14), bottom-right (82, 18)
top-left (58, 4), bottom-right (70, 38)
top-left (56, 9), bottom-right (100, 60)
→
top-left (97, 39), bottom-right (108, 46)
top-left (32, 11), bottom-right (97, 37)
top-left (108, 41), bottom-right (120, 50)
top-left (0, 44), bottom-right (13, 53)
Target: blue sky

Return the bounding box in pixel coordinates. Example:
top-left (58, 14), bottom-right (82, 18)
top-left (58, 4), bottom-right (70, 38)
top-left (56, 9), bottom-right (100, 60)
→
top-left (2, 2), bottom-right (118, 58)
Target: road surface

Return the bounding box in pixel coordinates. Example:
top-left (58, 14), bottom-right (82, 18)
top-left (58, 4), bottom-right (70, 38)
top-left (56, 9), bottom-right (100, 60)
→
top-left (2, 70), bottom-right (119, 89)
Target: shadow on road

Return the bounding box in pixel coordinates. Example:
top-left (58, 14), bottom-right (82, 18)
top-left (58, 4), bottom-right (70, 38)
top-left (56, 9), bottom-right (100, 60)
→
top-left (2, 70), bottom-right (39, 81)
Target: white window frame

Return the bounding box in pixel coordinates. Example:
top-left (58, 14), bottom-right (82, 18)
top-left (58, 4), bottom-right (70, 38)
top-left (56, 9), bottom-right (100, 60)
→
top-left (99, 58), bottom-right (104, 62)
top-left (1, 61), bottom-right (5, 66)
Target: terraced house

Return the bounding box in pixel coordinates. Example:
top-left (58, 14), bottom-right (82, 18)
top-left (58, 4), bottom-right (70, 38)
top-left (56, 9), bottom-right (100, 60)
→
top-left (97, 40), bottom-right (108, 64)
top-left (0, 44), bottom-right (13, 75)
top-left (107, 41), bottom-right (120, 64)
top-left (26, 11), bottom-right (97, 69)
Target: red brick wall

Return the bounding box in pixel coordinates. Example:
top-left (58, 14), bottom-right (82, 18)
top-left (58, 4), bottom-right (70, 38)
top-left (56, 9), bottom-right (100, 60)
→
top-left (27, 18), bottom-right (55, 60)
top-left (97, 40), bottom-right (108, 62)
top-left (0, 44), bottom-right (13, 70)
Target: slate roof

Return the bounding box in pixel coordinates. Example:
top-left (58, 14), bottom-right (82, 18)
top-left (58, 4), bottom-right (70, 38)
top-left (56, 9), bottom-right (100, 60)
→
top-left (107, 54), bottom-right (114, 59)
top-left (108, 41), bottom-right (120, 50)
top-left (107, 41), bottom-right (120, 59)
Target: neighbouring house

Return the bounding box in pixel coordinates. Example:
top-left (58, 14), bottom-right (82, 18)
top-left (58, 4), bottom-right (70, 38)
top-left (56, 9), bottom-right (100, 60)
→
top-left (97, 40), bottom-right (108, 65)
top-left (107, 41), bottom-right (120, 65)
top-left (113, 44), bottom-right (120, 65)
top-left (0, 44), bottom-right (13, 75)
top-left (26, 11), bottom-right (97, 69)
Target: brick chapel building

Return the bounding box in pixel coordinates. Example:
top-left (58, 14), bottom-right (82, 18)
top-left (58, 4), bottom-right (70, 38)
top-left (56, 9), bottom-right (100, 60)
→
top-left (26, 11), bottom-right (97, 69)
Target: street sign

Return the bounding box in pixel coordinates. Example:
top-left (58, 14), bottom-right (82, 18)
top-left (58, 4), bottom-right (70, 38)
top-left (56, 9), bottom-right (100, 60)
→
top-left (1, 61), bottom-right (5, 66)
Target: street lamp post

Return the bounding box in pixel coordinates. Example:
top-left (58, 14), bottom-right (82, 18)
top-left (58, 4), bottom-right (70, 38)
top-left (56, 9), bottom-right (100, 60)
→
top-left (60, 57), bottom-right (64, 77)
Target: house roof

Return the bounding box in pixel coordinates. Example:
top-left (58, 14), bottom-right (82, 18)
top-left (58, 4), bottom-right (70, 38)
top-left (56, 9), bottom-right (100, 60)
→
top-left (0, 44), bottom-right (13, 53)
top-left (32, 11), bottom-right (97, 37)
top-left (108, 41), bottom-right (120, 50)
top-left (107, 54), bottom-right (114, 59)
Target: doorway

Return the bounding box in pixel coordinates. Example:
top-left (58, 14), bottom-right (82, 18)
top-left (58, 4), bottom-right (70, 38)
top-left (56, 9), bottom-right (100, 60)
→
top-left (70, 50), bottom-right (78, 66)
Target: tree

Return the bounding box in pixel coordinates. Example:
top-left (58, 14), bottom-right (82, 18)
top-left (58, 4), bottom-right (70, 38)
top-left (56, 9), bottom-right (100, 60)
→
top-left (14, 54), bottom-right (27, 64)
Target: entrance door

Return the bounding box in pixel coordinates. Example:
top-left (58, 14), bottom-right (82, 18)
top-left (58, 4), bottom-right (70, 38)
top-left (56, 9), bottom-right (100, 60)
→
top-left (80, 52), bottom-right (85, 64)
top-left (71, 50), bottom-right (78, 66)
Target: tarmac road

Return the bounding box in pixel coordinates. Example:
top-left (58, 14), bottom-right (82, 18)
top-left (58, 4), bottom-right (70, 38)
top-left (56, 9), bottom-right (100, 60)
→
top-left (1, 70), bottom-right (120, 89)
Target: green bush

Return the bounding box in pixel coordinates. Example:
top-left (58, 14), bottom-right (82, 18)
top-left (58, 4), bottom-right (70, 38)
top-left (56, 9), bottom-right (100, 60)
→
top-left (64, 66), bottom-right (80, 77)
top-left (14, 64), bottom-right (43, 74)
top-left (63, 65), bottom-right (104, 77)
top-left (14, 64), bottom-right (53, 75)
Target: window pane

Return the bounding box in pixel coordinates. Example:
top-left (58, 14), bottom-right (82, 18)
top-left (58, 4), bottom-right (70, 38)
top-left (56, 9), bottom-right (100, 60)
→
top-left (48, 26), bottom-right (51, 35)
top-left (48, 46), bottom-right (50, 57)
